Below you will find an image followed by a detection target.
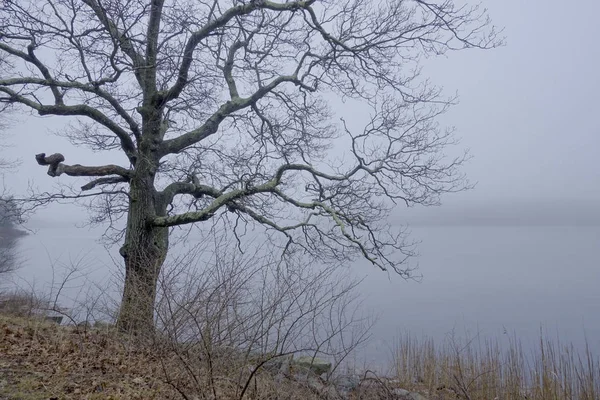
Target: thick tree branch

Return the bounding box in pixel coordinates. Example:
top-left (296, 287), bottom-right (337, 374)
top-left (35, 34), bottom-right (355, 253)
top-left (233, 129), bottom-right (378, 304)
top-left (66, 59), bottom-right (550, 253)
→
top-left (0, 87), bottom-right (137, 162)
top-left (152, 179), bottom-right (279, 227)
top-left (152, 159), bottom-right (357, 226)
top-left (160, 180), bottom-right (222, 205)
top-left (0, 42), bottom-right (64, 105)
top-left (223, 39), bottom-right (247, 99)
top-left (35, 152), bottom-right (132, 179)
top-left (158, 74), bottom-right (313, 157)
top-left (144, 0), bottom-right (165, 95)
top-left (154, 160), bottom-right (360, 225)
top-left (0, 76), bottom-right (141, 141)
top-left (81, 176), bottom-right (129, 191)
top-left (153, 174), bottom-right (391, 271)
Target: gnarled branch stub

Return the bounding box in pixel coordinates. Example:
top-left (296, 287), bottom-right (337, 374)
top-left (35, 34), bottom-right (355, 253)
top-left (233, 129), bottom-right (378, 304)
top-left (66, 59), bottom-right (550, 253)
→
top-left (35, 153), bottom-right (65, 177)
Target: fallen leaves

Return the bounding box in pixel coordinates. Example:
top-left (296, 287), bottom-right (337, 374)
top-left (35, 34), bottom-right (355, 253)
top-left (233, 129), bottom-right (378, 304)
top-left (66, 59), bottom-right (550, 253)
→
top-left (0, 315), bottom-right (180, 399)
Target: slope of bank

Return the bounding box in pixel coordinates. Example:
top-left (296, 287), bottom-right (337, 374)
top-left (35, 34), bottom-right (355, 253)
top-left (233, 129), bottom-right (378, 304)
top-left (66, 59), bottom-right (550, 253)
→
top-left (1, 313), bottom-right (599, 400)
top-left (0, 315), bottom-right (432, 400)
top-left (0, 315), bottom-right (177, 399)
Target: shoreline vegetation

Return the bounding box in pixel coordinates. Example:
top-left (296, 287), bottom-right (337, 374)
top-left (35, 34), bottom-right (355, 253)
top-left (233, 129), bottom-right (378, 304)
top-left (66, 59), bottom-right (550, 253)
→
top-left (0, 311), bottom-right (597, 400)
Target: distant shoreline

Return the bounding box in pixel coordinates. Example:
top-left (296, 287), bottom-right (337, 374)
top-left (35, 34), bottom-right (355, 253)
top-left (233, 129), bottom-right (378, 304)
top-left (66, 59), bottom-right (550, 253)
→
top-left (396, 200), bottom-right (600, 227)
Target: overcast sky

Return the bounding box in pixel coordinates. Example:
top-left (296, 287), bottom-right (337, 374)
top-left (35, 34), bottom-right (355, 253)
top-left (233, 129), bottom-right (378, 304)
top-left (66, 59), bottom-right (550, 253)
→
top-left (2, 0), bottom-right (599, 224)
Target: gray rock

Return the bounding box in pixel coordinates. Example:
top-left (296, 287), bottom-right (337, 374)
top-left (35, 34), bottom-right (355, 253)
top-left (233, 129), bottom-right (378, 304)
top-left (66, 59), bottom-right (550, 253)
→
top-left (333, 374), bottom-right (361, 395)
top-left (392, 388), bottom-right (429, 400)
top-left (393, 388), bottom-right (410, 397)
top-left (408, 393), bottom-right (429, 400)
top-left (93, 320), bottom-right (114, 329)
top-left (76, 320), bottom-right (91, 329)
top-left (294, 356), bottom-right (332, 376)
top-left (269, 355), bottom-right (293, 383)
top-left (295, 372), bottom-right (342, 399)
top-left (44, 316), bottom-right (63, 325)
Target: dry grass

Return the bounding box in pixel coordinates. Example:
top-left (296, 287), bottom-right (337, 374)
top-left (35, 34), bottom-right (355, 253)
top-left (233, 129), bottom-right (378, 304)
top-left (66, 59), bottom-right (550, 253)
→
top-left (389, 331), bottom-right (600, 400)
top-left (1, 308), bottom-right (598, 400)
top-left (0, 314), bottom-right (181, 399)
top-left (0, 314), bottom-right (335, 400)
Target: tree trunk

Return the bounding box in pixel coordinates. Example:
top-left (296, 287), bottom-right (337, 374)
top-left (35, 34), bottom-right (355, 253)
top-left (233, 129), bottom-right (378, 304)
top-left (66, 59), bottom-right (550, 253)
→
top-left (116, 154), bottom-right (168, 334)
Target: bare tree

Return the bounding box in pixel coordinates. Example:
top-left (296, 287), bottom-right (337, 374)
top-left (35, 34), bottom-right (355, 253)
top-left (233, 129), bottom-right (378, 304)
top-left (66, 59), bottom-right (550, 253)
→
top-left (0, 0), bottom-right (501, 333)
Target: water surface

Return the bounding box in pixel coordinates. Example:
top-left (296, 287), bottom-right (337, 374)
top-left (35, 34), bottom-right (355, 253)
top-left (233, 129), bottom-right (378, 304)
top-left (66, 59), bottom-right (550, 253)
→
top-left (15, 223), bottom-right (600, 365)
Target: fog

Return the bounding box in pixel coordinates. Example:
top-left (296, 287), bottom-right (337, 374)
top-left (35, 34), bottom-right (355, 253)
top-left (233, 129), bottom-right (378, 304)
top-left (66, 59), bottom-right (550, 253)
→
top-left (2, 0), bottom-right (600, 365)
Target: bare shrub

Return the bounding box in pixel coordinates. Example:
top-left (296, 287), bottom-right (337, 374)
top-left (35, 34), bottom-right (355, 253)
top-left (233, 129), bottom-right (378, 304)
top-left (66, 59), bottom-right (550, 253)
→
top-left (152, 238), bottom-right (373, 399)
top-left (0, 289), bottom-right (49, 318)
top-left (0, 252), bottom-right (110, 328)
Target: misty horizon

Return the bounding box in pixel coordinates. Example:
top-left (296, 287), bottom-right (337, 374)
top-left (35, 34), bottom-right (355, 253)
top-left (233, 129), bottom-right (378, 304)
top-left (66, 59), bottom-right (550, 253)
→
top-left (24, 197), bottom-right (600, 229)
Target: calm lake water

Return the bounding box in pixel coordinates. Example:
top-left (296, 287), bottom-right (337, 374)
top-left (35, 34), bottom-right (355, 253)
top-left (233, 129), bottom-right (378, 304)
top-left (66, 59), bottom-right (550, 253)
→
top-left (360, 225), bottom-right (600, 366)
top-left (13, 224), bottom-right (600, 366)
